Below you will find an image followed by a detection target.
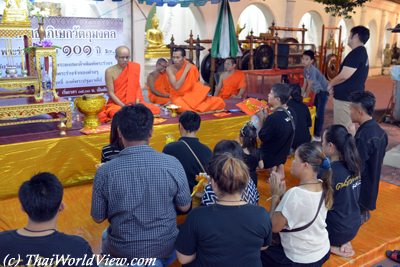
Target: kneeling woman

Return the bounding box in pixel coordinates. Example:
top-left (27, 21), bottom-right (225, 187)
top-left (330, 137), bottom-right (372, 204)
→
top-left (176, 153), bottom-right (272, 266)
top-left (322, 125), bottom-right (361, 257)
top-left (262, 143), bottom-right (332, 266)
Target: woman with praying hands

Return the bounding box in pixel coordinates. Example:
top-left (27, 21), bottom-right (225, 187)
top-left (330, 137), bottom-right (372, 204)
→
top-left (261, 143), bottom-right (332, 267)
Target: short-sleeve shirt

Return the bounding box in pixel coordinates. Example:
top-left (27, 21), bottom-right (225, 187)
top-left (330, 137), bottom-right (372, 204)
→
top-left (162, 137), bottom-right (212, 192)
top-left (91, 145), bottom-right (191, 259)
top-left (201, 178), bottom-right (259, 206)
top-left (0, 231), bottom-right (95, 266)
top-left (304, 64), bottom-right (328, 94)
top-left (326, 161), bottom-right (361, 241)
top-left (333, 46), bottom-right (369, 101)
top-left (175, 204), bottom-right (272, 267)
top-left (276, 187), bottom-right (330, 264)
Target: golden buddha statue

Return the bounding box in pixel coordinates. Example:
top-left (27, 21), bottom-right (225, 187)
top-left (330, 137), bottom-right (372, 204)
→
top-left (145, 15), bottom-right (170, 59)
top-left (1, 0), bottom-right (30, 27)
top-left (326, 31), bottom-right (336, 54)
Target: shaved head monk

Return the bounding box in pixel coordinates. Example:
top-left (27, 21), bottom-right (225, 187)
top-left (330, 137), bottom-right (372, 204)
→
top-left (98, 45), bottom-right (160, 123)
top-left (214, 57), bottom-right (246, 99)
top-left (166, 48), bottom-right (225, 113)
top-left (147, 58), bottom-right (170, 105)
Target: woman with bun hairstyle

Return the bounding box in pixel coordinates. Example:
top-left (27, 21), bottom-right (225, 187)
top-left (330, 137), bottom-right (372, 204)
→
top-left (176, 153), bottom-right (272, 267)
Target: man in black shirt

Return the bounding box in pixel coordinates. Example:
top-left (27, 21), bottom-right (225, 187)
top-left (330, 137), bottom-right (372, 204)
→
top-left (259, 83), bottom-right (296, 169)
top-left (163, 111), bottom-right (212, 193)
top-left (0, 172), bottom-right (95, 266)
top-left (350, 91), bottom-right (388, 224)
top-left (328, 26), bottom-right (370, 128)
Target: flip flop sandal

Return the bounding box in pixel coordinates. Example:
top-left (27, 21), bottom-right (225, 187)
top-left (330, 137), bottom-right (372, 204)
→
top-left (386, 250), bottom-right (400, 263)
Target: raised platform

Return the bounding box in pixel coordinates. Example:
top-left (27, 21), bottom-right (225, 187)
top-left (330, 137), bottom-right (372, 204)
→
top-left (0, 97), bottom-right (72, 131)
top-left (0, 112), bottom-right (249, 199)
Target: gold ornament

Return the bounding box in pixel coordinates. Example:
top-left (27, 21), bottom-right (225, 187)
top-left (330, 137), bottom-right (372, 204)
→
top-left (74, 94), bottom-right (105, 129)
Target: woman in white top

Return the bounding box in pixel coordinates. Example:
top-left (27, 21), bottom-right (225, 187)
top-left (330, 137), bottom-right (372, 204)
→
top-left (261, 142), bottom-right (333, 267)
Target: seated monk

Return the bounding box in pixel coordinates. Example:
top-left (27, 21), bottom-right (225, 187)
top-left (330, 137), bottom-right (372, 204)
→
top-left (98, 46), bottom-right (160, 123)
top-left (214, 57), bottom-right (246, 99)
top-left (166, 48), bottom-right (225, 113)
top-left (147, 58), bottom-right (170, 105)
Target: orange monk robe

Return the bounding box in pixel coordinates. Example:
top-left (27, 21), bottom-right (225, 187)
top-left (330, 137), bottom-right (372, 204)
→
top-left (169, 61), bottom-right (225, 113)
top-left (99, 62), bottom-right (160, 123)
top-left (218, 70), bottom-right (246, 99)
top-left (147, 72), bottom-right (170, 105)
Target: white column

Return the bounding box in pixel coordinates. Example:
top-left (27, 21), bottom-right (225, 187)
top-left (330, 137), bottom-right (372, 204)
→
top-left (284, 0), bottom-right (296, 38)
top-left (377, 10), bottom-right (388, 67)
top-left (360, 6), bottom-right (367, 26)
top-left (131, 1), bottom-right (151, 84)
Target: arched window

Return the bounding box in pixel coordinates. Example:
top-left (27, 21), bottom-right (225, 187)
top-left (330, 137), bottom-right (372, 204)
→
top-left (237, 4), bottom-right (270, 40)
top-left (337, 18), bottom-right (354, 57)
top-left (297, 12), bottom-right (323, 45)
top-left (156, 5), bottom-right (204, 45)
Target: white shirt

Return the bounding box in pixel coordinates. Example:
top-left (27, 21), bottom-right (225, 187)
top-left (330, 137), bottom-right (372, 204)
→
top-left (276, 186), bottom-right (330, 263)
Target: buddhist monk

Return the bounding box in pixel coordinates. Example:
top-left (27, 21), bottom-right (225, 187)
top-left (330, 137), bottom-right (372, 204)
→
top-left (98, 46), bottom-right (160, 123)
top-left (147, 58), bottom-right (170, 105)
top-left (166, 47), bottom-right (225, 113)
top-left (214, 57), bottom-right (246, 99)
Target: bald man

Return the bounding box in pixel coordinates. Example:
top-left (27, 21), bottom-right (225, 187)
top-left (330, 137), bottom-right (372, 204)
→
top-left (99, 46), bottom-right (160, 123)
top-left (147, 58), bottom-right (170, 105)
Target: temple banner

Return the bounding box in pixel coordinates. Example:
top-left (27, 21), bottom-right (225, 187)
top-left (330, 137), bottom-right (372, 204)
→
top-left (0, 16), bottom-right (123, 96)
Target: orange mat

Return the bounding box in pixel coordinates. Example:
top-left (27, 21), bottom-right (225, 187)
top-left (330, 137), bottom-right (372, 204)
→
top-left (0, 161), bottom-right (399, 266)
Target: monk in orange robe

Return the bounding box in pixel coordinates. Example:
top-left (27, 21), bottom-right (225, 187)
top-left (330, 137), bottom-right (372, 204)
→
top-left (147, 58), bottom-right (170, 105)
top-left (214, 57), bottom-right (246, 99)
top-left (166, 48), bottom-right (225, 113)
top-left (98, 46), bottom-right (160, 123)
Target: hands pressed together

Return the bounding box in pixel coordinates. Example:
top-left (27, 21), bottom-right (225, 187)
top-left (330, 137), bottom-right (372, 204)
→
top-left (269, 164), bottom-right (286, 199)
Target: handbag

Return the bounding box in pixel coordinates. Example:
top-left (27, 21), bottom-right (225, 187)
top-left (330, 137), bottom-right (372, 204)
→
top-left (271, 191), bottom-right (325, 246)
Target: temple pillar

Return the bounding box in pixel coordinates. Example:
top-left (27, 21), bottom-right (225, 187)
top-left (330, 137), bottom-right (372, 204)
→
top-left (360, 6), bottom-right (367, 25)
top-left (284, 0), bottom-right (296, 38)
top-left (377, 10), bottom-right (388, 67)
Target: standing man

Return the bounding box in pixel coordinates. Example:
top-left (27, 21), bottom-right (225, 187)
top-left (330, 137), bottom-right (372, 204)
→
top-left (99, 45), bottom-right (160, 123)
top-left (163, 111), bottom-right (212, 193)
top-left (92, 104), bottom-right (191, 265)
top-left (328, 26), bottom-right (370, 127)
top-left (147, 58), bottom-right (170, 105)
top-left (166, 47), bottom-right (225, 113)
top-left (214, 57), bottom-right (246, 99)
top-left (349, 91), bottom-right (388, 224)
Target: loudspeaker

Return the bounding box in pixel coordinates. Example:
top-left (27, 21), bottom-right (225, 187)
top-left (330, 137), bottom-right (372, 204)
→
top-left (277, 44), bottom-right (289, 69)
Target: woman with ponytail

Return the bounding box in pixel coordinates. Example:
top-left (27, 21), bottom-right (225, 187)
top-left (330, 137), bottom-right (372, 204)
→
top-left (261, 142), bottom-right (332, 267)
top-left (322, 125), bottom-right (362, 258)
top-left (176, 153), bottom-right (272, 266)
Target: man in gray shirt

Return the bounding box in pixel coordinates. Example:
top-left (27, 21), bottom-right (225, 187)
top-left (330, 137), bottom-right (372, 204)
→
top-left (91, 104), bottom-right (191, 265)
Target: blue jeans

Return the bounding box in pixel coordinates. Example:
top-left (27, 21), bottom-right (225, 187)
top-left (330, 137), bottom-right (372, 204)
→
top-left (101, 228), bottom-right (177, 267)
top-left (313, 91), bottom-right (328, 137)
